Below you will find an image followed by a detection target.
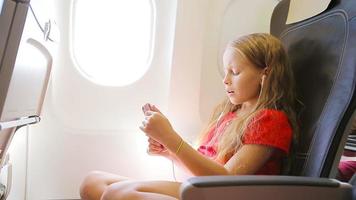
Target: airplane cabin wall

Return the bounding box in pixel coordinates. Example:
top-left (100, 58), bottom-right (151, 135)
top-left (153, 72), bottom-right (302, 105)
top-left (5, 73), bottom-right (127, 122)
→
top-left (6, 0), bottom-right (280, 199)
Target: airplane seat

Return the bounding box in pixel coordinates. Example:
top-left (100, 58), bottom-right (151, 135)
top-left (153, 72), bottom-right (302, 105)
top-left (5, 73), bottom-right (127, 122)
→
top-left (180, 0), bottom-right (356, 199)
top-left (0, 0), bottom-right (55, 199)
top-left (270, 0), bottom-right (356, 178)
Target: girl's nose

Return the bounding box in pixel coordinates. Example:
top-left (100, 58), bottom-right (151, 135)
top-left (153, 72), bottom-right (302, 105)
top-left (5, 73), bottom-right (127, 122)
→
top-left (223, 74), bottom-right (230, 85)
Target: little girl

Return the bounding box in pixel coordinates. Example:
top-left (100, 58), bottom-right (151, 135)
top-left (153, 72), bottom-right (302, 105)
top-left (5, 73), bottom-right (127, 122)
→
top-left (80, 33), bottom-right (298, 200)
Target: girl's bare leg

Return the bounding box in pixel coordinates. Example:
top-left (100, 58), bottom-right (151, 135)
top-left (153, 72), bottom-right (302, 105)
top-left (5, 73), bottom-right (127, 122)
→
top-left (80, 171), bottom-right (129, 200)
top-left (101, 180), bottom-right (181, 200)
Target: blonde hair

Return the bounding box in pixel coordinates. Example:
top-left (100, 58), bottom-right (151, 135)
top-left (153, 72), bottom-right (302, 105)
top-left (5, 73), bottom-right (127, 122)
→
top-left (199, 33), bottom-right (298, 164)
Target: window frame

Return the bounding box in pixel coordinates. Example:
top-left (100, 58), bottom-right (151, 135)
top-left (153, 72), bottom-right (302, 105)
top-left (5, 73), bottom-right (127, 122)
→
top-left (69, 0), bottom-right (156, 87)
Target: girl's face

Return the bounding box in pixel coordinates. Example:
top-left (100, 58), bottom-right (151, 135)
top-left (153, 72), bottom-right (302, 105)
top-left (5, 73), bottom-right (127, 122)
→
top-left (222, 48), bottom-right (264, 106)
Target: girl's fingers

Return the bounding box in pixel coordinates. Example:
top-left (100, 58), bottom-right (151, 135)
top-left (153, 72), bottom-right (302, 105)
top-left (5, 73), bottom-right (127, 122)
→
top-left (139, 125), bottom-right (147, 133)
top-left (149, 142), bottom-right (164, 150)
top-left (144, 110), bottom-right (154, 116)
top-left (148, 138), bottom-right (167, 151)
top-left (148, 145), bottom-right (163, 152)
top-left (142, 119), bottom-right (150, 129)
top-left (142, 103), bottom-right (152, 114)
top-left (147, 146), bottom-right (165, 155)
top-left (151, 105), bottom-right (162, 114)
top-left (142, 104), bottom-right (147, 113)
top-left (147, 148), bottom-right (158, 155)
top-left (142, 103), bottom-right (163, 116)
top-left (148, 137), bottom-right (161, 146)
top-left (147, 137), bottom-right (168, 155)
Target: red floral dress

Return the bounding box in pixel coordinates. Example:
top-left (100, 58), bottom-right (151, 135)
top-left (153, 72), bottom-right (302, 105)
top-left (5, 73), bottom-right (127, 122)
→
top-left (197, 109), bottom-right (293, 175)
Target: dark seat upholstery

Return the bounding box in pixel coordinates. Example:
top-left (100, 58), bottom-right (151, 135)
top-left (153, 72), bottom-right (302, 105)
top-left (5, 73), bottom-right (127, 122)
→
top-left (180, 0), bottom-right (356, 199)
top-left (271, 0), bottom-right (356, 178)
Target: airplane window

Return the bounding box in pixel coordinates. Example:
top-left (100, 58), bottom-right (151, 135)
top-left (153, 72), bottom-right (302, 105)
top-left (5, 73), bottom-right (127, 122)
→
top-left (72, 0), bottom-right (155, 86)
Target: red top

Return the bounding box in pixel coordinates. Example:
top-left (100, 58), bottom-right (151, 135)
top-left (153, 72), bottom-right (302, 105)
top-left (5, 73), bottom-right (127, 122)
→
top-left (197, 109), bottom-right (293, 175)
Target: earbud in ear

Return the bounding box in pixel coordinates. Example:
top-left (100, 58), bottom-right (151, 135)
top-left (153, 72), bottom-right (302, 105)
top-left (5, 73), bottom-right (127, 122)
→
top-left (261, 74), bottom-right (266, 86)
top-left (261, 67), bottom-right (269, 86)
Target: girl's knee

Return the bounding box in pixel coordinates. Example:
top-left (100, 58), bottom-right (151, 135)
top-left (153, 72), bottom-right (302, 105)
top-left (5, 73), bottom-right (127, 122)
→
top-left (80, 171), bottom-right (108, 199)
top-left (101, 181), bottom-right (140, 200)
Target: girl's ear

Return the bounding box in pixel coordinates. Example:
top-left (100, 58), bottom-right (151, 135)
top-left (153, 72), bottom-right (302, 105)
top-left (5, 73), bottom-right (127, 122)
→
top-left (260, 67), bottom-right (269, 85)
top-left (263, 67), bottom-right (269, 75)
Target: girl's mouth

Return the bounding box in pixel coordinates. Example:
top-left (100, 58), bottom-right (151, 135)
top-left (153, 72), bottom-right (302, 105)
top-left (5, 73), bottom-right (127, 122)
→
top-left (227, 90), bottom-right (235, 95)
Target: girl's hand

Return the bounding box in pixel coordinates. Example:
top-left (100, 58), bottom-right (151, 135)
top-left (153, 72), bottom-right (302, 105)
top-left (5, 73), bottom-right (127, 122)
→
top-left (141, 103), bottom-right (167, 142)
top-left (142, 103), bottom-right (162, 115)
top-left (140, 110), bottom-right (176, 144)
top-left (147, 137), bottom-right (171, 158)
top-left (140, 103), bottom-right (180, 151)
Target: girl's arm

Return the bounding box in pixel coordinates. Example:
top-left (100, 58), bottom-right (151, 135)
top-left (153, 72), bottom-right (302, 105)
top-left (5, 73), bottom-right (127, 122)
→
top-left (164, 132), bottom-right (274, 176)
top-left (147, 137), bottom-right (195, 175)
top-left (141, 109), bottom-right (275, 176)
top-left (143, 104), bottom-right (194, 174)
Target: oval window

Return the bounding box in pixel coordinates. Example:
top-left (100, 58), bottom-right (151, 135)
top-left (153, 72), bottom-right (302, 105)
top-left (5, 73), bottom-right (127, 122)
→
top-left (72, 0), bottom-right (155, 86)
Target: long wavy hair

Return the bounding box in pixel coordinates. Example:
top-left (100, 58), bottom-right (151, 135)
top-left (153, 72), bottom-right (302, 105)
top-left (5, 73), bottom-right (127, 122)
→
top-left (199, 33), bottom-right (299, 167)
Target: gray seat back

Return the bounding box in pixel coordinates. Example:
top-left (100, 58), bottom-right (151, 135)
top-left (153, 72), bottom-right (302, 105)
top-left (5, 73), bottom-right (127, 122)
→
top-left (271, 0), bottom-right (356, 177)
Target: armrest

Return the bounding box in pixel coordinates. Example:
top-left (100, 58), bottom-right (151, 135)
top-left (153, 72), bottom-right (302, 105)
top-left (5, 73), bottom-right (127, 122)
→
top-left (0, 116), bottom-right (40, 130)
top-left (180, 175), bottom-right (353, 200)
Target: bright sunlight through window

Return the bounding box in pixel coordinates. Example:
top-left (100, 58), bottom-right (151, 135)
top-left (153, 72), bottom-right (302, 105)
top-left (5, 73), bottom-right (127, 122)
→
top-left (72, 0), bottom-right (155, 86)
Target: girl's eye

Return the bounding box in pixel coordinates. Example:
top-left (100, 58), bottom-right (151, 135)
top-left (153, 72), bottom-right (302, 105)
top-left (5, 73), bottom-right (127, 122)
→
top-left (232, 71), bottom-right (240, 75)
top-left (223, 68), bottom-right (239, 76)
